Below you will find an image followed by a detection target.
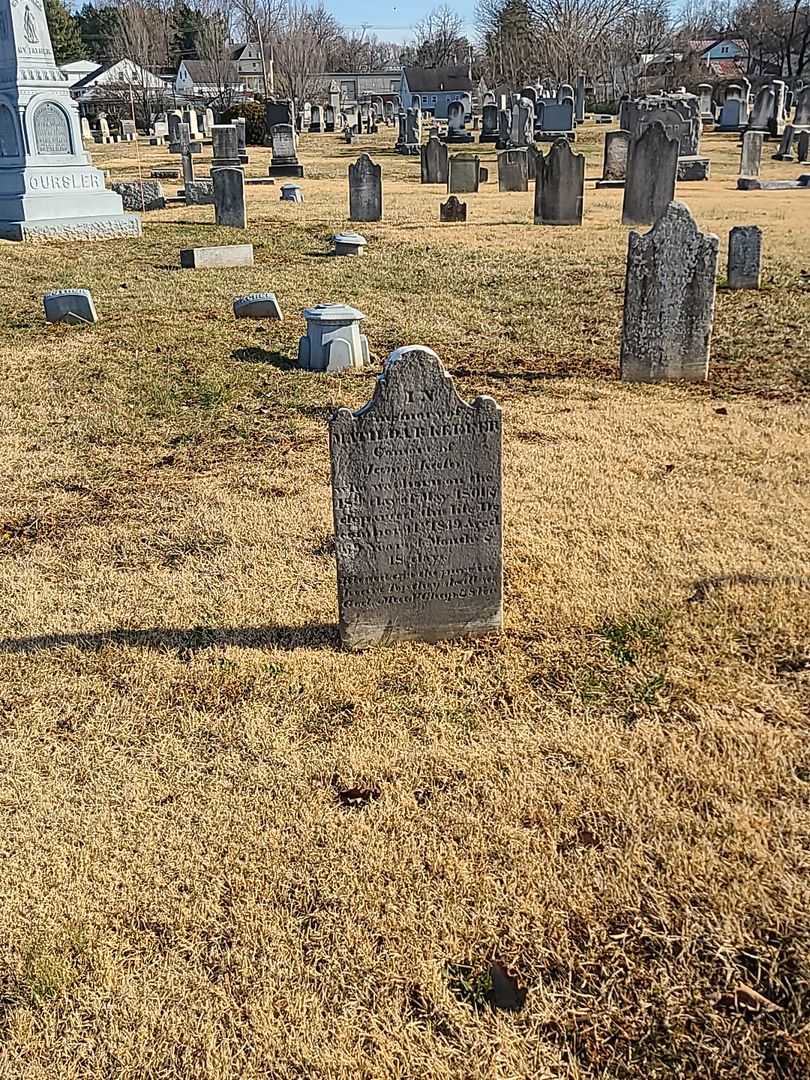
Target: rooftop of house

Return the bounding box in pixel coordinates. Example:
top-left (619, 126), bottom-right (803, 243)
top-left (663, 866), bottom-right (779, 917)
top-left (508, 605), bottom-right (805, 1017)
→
top-left (690, 37), bottom-right (749, 55)
top-left (402, 65), bottom-right (473, 93)
top-left (179, 59), bottom-right (239, 83)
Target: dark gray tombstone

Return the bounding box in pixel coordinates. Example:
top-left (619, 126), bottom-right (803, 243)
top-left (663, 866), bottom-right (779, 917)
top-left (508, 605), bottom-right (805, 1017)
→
top-left (575, 73), bottom-right (586, 123)
top-left (772, 125), bottom-right (795, 160)
top-left (211, 124), bottom-right (240, 168)
top-left (421, 136), bottom-right (449, 184)
top-left (440, 195), bottom-right (467, 221)
top-left (727, 225), bottom-right (762, 289)
top-left (620, 201), bottom-right (718, 383)
top-left (212, 167), bottom-right (246, 228)
top-left (265, 99), bottom-right (294, 131)
top-left (329, 346), bottom-right (503, 649)
top-left (269, 124), bottom-right (304, 177)
top-left (621, 122), bottom-right (679, 226)
top-left (533, 138), bottom-right (585, 225)
top-left (348, 154), bottom-right (382, 221)
top-left (480, 103), bottom-right (499, 142)
top-left (43, 289), bottom-right (98, 324)
top-left (448, 154), bottom-right (481, 193)
top-left (234, 117), bottom-right (248, 162)
top-left (798, 130), bottom-right (810, 163)
top-left (497, 149), bottom-right (528, 192)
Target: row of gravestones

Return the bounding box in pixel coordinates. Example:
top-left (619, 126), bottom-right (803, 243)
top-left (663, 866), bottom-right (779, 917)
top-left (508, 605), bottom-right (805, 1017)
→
top-left (348, 120), bottom-right (717, 229)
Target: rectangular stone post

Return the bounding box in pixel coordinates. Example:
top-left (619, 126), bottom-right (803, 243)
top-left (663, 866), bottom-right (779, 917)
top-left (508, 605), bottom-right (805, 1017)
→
top-left (727, 226), bottom-right (762, 289)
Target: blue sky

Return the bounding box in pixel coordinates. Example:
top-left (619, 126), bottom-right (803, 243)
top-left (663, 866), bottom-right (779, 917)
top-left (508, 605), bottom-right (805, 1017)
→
top-left (331, 1), bottom-right (478, 43)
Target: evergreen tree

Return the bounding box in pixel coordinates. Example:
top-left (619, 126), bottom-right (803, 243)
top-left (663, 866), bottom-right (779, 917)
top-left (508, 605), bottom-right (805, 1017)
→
top-left (45, 0), bottom-right (87, 64)
top-left (171, 2), bottom-right (209, 63)
top-left (76, 4), bottom-right (120, 63)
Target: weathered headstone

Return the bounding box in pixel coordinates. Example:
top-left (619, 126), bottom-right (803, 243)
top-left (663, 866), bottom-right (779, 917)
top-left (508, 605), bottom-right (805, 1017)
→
top-left (480, 103), bottom-right (499, 142)
top-left (445, 99), bottom-right (472, 143)
top-left (497, 149), bottom-right (528, 192)
top-left (798, 130), bottom-right (810, 163)
top-left (329, 346), bottom-right (503, 649)
top-left (620, 201), bottom-right (718, 383)
top-left (534, 139), bottom-right (585, 225)
top-left (448, 154), bottom-right (481, 194)
top-left (184, 180), bottom-right (214, 205)
top-left (348, 154), bottom-right (382, 221)
top-left (111, 180), bottom-right (165, 211)
top-left (211, 124), bottom-right (240, 168)
top-left (575, 73), bottom-right (586, 123)
top-left (621, 122), bottom-right (678, 226)
top-left (772, 125), bottom-right (795, 161)
top-left (234, 293), bottom-right (283, 319)
top-left (298, 304), bottom-right (369, 373)
top-left (212, 167), bottom-right (246, 228)
top-left (440, 196), bottom-right (467, 222)
top-left (596, 130), bottom-right (631, 187)
top-left (739, 130), bottom-right (763, 177)
top-left (180, 244), bottom-right (254, 269)
top-left (234, 117), bottom-right (248, 162)
top-left (727, 225), bottom-right (762, 289)
top-left (43, 288), bottom-right (97, 324)
top-left (268, 123), bottom-right (304, 177)
top-left (421, 136), bottom-right (448, 184)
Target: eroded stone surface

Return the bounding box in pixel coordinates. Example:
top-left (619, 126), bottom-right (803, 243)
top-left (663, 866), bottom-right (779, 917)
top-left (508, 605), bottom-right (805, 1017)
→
top-left (534, 138), bottom-right (585, 225)
top-left (447, 154), bottom-right (480, 193)
top-left (739, 131), bottom-right (763, 177)
top-left (330, 346), bottom-right (502, 648)
top-left (497, 149), bottom-right (528, 191)
top-left (348, 154), bottom-right (382, 221)
top-left (622, 122), bottom-right (679, 226)
top-left (212, 166), bottom-right (247, 228)
top-left (727, 225), bottom-right (762, 290)
top-left (620, 201), bottom-right (718, 383)
top-left (112, 180), bottom-right (165, 211)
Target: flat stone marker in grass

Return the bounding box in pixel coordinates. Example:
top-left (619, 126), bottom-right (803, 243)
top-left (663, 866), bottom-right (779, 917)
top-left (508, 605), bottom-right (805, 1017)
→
top-left (440, 196), bottom-right (467, 221)
top-left (180, 244), bottom-right (254, 269)
top-left (233, 293), bottom-right (282, 319)
top-left (212, 166), bottom-right (247, 228)
top-left (43, 289), bottom-right (98, 324)
top-left (622, 121), bottom-right (678, 226)
top-left (621, 201), bottom-right (718, 383)
top-left (727, 225), bottom-right (762, 289)
top-left (348, 154), bottom-right (382, 221)
top-left (329, 346), bottom-right (503, 649)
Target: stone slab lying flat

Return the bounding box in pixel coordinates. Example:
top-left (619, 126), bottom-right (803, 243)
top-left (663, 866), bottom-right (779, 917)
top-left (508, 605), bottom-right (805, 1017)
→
top-left (43, 289), bottom-right (98, 324)
top-left (233, 293), bottom-right (282, 319)
top-left (180, 244), bottom-right (254, 269)
top-left (595, 179), bottom-right (625, 188)
top-left (245, 177), bottom-right (276, 186)
top-left (737, 177), bottom-right (807, 190)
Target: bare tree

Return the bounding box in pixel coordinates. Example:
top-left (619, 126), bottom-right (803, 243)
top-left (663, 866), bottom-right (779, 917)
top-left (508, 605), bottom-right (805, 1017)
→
top-left (192, 0), bottom-right (244, 109)
top-left (412, 4), bottom-right (471, 66)
top-left (270, 1), bottom-right (340, 103)
top-left (477, 0), bottom-right (541, 86)
top-left (111, 0), bottom-right (172, 124)
top-left (530, 0), bottom-right (629, 80)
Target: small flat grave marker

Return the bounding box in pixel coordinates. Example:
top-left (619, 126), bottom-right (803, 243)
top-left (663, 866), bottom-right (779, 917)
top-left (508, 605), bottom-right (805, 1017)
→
top-left (180, 244), bottom-right (254, 269)
top-left (233, 293), bottom-right (283, 319)
top-left (43, 289), bottom-right (98, 325)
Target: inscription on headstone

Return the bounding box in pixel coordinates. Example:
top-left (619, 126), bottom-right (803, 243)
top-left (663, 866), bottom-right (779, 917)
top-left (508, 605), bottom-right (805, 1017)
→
top-left (727, 225), bottom-right (762, 289)
top-left (33, 102), bottom-right (71, 154)
top-left (330, 346), bottom-right (503, 649)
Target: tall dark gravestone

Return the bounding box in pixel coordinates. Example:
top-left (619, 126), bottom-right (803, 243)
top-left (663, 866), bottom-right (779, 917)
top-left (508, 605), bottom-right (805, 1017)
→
top-left (348, 153), bottom-right (382, 221)
top-left (329, 347), bottom-right (503, 649)
top-left (622, 122), bottom-right (678, 226)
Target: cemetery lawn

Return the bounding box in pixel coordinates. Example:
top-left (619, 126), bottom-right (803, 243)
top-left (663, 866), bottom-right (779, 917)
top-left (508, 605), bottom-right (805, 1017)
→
top-left (0, 126), bottom-right (808, 1079)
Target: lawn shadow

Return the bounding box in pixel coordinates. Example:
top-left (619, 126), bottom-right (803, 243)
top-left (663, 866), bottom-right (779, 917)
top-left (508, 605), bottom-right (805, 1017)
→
top-left (0, 623), bottom-right (339, 655)
top-left (231, 347), bottom-right (296, 369)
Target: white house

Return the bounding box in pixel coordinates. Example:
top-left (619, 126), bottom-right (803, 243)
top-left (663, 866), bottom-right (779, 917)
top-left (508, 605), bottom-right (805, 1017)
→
top-left (175, 59), bottom-right (245, 100)
top-left (59, 59), bottom-right (100, 88)
top-left (70, 60), bottom-right (167, 101)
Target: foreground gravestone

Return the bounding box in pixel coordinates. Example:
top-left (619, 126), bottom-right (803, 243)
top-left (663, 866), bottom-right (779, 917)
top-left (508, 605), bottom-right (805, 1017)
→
top-left (596, 130), bottom-right (631, 187)
top-left (497, 149), bottom-right (528, 192)
top-left (440, 196), bottom-right (467, 221)
top-left (330, 346), bottom-right (503, 649)
top-left (180, 244), bottom-right (254, 269)
top-left (348, 154), bottom-right (382, 221)
top-left (43, 289), bottom-right (98, 324)
top-left (739, 131), bottom-right (764, 177)
top-left (727, 226), bottom-right (762, 289)
top-left (534, 139), bottom-right (585, 225)
top-left (622, 122), bottom-right (679, 226)
top-left (212, 167), bottom-right (247, 228)
top-left (421, 136), bottom-right (449, 184)
top-left (448, 154), bottom-right (481, 193)
top-left (0, 0), bottom-right (138, 241)
top-left (621, 201), bottom-right (718, 383)
top-left (233, 293), bottom-right (283, 319)
top-left (298, 304), bottom-right (369, 372)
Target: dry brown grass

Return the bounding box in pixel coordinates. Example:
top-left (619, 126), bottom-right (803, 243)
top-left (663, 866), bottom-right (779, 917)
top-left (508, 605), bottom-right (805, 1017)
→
top-left (0, 123), bottom-right (808, 1079)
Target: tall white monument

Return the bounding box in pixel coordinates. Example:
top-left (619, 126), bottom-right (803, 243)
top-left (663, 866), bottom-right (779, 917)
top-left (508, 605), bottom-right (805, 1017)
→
top-left (0, 0), bottom-right (140, 240)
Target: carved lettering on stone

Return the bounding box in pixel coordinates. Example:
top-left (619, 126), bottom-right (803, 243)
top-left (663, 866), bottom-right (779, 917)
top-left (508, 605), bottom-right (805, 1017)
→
top-left (330, 346), bottom-right (503, 649)
top-left (34, 101), bottom-right (71, 154)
